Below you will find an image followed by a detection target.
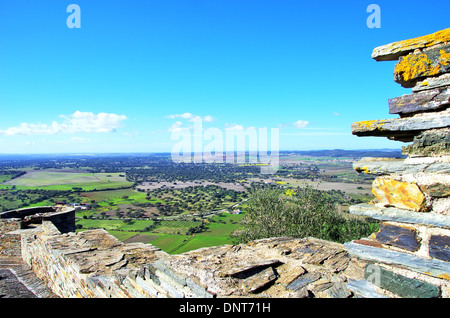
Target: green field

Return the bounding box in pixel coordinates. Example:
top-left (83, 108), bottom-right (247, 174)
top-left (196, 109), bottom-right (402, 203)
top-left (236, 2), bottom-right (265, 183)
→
top-left (76, 212), bottom-right (244, 254)
top-left (1, 170), bottom-right (133, 191)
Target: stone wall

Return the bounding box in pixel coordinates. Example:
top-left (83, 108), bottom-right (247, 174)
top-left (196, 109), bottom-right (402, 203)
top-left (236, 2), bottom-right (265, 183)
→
top-left (0, 218), bottom-right (22, 256)
top-left (0, 206), bottom-right (76, 256)
top-left (17, 222), bottom-right (368, 298)
top-left (348, 27), bottom-right (450, 298)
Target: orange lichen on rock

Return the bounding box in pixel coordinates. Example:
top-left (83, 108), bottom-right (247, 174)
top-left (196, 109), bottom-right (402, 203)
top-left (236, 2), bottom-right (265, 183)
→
top-left (372, 177), bottom-right (427, 212)
top-left (394, 53), bottom-right (441, 83)
top-left (351, 119), bottom-right (387, 133)
top-left (373, 28), bottom-right (450, 61)
top-left (440, 49), bottom-right (450, 66)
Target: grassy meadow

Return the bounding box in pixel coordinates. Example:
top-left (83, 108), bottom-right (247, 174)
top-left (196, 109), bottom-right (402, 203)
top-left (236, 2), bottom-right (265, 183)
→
top-left (1, 169), bottom-right (134, 191)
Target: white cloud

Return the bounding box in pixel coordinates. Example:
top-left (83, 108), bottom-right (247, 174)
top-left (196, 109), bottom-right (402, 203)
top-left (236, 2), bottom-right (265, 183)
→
top-left (166, 113), bottom-right (216, 122)
top-left (0, 111), bottom-right (127, 136)
top-left (333, 112), bottom-right (340, 116)
top-left (293, 120), bottom-right (310, 128)
top-left (168, 121), bottom-right (191, 134)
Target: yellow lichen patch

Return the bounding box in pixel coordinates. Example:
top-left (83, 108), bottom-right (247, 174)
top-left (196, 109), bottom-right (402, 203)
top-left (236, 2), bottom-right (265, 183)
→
top-left (437, 273), bottom-right (450, 281)
top-left (352, 119), bottom-right (387, 132)
top-left (372, 177), bottom-right (427, 212)
top-left (440, 49), bottom-right (450, 66)
top-left (373, 28), bottom-right (450, 57)
top-left (395, 53), bottom-right (441, 82)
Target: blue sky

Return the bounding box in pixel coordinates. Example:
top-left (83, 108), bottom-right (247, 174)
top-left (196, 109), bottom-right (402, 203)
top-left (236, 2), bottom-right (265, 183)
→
top-left (0, 0), bottom-right (449, 153)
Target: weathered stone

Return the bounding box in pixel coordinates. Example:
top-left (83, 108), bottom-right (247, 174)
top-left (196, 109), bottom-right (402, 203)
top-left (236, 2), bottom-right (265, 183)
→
top-left (320, 282), bottom-right (352, 298)
top-left (413, 73), bottom-right (450, 92)
top-left (364, 264), bottom-right (441, 298)
top-left (372, 177), bottom-right (427, 212)
top-left (349, 203), bottom-right (450, 228)
top-left (394, 44), bottom-right (450, 88)
top-left (276, 263), bottom-right (306, 285)
top-left (241, 267), bottom-right (278, 294)
top-left (375, 222), bottom-right (421, 252)
top-left (389, 87), bottom-right (450, 116)
top-left (429, 235), bottom-right (450, 262)
top-left (420, 183), bottom-right (450, 198)
top-left (346, 279), bottom-right (388, 298)
top-left (402, 129), bottom-right (450, 156)
top-left (286, 272), bottom-right (321, 291)
top-left (322, 251), bottom-right (351, 273)
top-left (345, 241), bottom-right (450, 280)
top-left (354, 157), bottom-right (431, 176)
top-left (217, 259), bottom-right (282, 278)
top-left (372, 28), bottom-right (450, 62)
top-left (351, 115), bottom-right (450, 142)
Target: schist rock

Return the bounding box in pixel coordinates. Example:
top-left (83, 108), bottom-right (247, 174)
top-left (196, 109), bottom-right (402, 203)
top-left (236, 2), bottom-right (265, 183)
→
top-left (351, 115), bottom-right (450, 142)
top-left (394, 44), bottom-right (450, 88)
top-left (402, 128), bottom-right (450, 157)
top-left (429, 235), bottom-right (450, 262)
top-left (371, 177), bottom-right (427, 212)
top-left (388, 87), bottom-right (450, 117)
top-left (372, 28), bottom-right (450, 62)
top-left (413, 73), bottom-right (450, 92)
top-left (375, 222), bottom-right (421, 252)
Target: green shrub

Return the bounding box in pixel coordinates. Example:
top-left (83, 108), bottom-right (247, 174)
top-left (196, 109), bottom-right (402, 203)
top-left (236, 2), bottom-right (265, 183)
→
top-left (232, 186), bottom-right (377, 244)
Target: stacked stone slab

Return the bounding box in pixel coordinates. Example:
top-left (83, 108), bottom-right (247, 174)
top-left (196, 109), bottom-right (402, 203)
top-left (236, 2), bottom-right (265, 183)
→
top-left (347, 28), bottom-right (450, 298)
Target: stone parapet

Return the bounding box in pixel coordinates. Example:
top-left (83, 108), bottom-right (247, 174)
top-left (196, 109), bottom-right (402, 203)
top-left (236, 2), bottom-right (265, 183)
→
top-left (349, 28), bottom-right (450, 298)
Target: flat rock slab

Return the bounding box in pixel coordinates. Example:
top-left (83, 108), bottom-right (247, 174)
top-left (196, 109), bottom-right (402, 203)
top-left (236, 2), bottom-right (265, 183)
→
top-left (375, 222), bottom-right (421, 252)
top-left (353, 157), bottom-right (450, 175)
top-left (394, 44), bottom-right (450, 88)
top-left (351, 115), bottom-right (450, 142)
top-left (349, 203), bottom-right (450, 229)
top-left (372, 28), bottom-right (450, 61)
top-left (429, 235), bottom-right (450, 262)
top-left (413, 73), bottom-right (450, 92)
top-left (402, 128), bottom-right (450, 157)
top-left (364, 264), bottom-right (441, 298)
top-left (345, 241), bottom-right (450, 280)
top-left (372, 177), bottom-right (427, 212)
top-left (389, 87), bottom-right (450, 116)
top-left (286, 272), bottom-right (321, 291)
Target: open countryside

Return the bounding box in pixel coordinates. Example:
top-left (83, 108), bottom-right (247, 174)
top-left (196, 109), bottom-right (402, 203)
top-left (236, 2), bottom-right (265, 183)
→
top-left (0, 150), bottom-right (387, 254)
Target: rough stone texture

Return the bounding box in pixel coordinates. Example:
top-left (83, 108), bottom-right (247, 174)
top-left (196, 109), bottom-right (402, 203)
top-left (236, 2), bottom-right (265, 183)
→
top-left (0, 256), bottom-right (56, 298)
top-left (402, 128), bottom-right (450, 157)
top-left (156, 237), bottom-right (365, 298)
top-left (429, 235), bottom-right (450, 262)
top-left (375, 222), bottom-right (421, 252)
top-left (364, 264), bottom-right (441, 298)
top-left (354, 156), bottom-right (450, 176)
top-left (413, 73), bottom-right (450, 92)
top-left (372, 177), bottom-right (427, 212)
top-left (420, 183), bottom-right (450, 198)
top-left (0, 219), bottom-right (21, 256)
top-left (349, 204), bottom-right (450, 228)
top-left (351, 115), bottom-right (450, 142)
top-left (372, 28), bottom-right (450, 62)
top-left (394, 44), bottom-right (450, 88)
top-left (345, 241), bottom-right (450, 281)
top-left (388, 87), bottom-right (450, 117)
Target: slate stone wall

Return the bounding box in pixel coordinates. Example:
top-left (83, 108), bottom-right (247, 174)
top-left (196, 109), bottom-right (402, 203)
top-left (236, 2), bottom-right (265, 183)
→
top-left (348, 27), bottom-right (450, 298)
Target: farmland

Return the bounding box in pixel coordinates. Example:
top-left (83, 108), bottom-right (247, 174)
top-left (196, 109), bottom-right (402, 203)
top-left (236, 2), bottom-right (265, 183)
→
top-left (1, 169), bottom-right (133, 191)
top-left (0, 150), bottom-right (400, 254)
